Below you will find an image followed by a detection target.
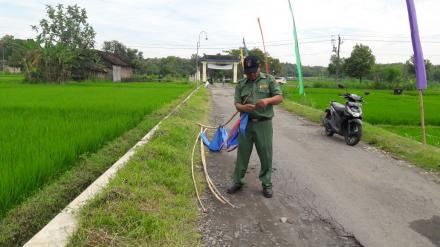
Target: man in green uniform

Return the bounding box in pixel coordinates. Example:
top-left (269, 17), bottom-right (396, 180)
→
top-left (227, 55), bottom-right (283, 198)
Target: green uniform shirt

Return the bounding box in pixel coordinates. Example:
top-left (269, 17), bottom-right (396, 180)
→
top-left (234, 73), bottom-right (282, 119)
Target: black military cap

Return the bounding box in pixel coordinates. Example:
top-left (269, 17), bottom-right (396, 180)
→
top-left (244, 55), bottom-right (260, 73)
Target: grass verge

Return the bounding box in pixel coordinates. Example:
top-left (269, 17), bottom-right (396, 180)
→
top-left (68, 88), bottom-right (209, 246)
top-left (377, 125), bottom-right (440, 148)
top-left (0, 87), bottom-right (195, 247)
top-left (281, 99), bottom-right (440, 173)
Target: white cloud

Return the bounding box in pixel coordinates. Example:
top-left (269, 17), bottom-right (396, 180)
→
top-left (0, 0), bottom-right (439, 65)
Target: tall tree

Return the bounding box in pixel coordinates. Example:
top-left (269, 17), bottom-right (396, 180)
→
top-left (344, 44), bottom-right (375, 83)
top-left (373, 64), bottom-right (402, 83)
top-left (24, 43), bottom-right (42, 82)
top-left (31, 4), bottom-right (96, 82)
top-left (103, 40), bottom-right (128, 59)
top-left (0, 35), bottom-right (14, 65)
top-left (224, 48), bottom-right (281, 76)
top-left (102, 40), bottom-right (146, 73)
top-left (33, 4), bottom-right (95, 49)
top-left (432, 66), bottom-right (440, 82)
top-left (405, 55), bottom-right (433, 80)
top-left (328, 54), bottom-right (344, 77)
top-left (268, 56), bottom-right (282, 76)
top-left (0, 35), bottom-right (42, 80)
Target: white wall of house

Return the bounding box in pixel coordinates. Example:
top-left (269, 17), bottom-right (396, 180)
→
top-left (112, 65), bottom-right (121, 82)
top-left (4, 66), bottom-right (21, 73)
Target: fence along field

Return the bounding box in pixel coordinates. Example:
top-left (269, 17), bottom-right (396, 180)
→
top-left (0, 78), bottom-right (191, 216)
top-left (283, 86), bottom-right (440, 147)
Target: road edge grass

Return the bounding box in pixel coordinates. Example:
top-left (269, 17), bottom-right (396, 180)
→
top-left (0, 86), bottom-right (194, 247)
top-left (67, 88), bottom-right (209, 246)
top-left (281, 99), bottom-right (440, 173)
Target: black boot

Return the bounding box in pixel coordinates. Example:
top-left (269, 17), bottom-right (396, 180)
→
top-left (263, 187), bottom-right (273, 198)
top-left (227, 184), bottom-right (242, 194)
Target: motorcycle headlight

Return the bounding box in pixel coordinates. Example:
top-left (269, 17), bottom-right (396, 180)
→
top-left (346, 106), bottom-right (362, 117)
top-left (352, 112), bottom-right (361, 118)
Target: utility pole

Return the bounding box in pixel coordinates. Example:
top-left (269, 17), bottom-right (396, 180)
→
top-left (336, 35), bottom-right (341, 81)
top-left (332, 35), bottom-right (343, 81)
top-left (195, 31), bottom-right (208, 86)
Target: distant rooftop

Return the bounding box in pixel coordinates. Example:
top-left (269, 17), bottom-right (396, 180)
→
top-left (97, 51), bottom-right (131, 67)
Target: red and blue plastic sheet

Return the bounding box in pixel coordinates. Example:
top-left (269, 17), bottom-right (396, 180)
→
top-left (201, 113), bottom-right (249, 152)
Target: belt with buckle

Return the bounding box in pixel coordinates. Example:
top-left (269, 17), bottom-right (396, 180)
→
top-left (249, 117), bottom-right (270, 123)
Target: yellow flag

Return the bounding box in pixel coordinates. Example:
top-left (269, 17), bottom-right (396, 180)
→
top-left (240, 48), bottom-right (245, 70)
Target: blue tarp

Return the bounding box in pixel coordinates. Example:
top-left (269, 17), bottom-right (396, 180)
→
top-left (240, 112), bottom-right (248, 133)
top-left (200, 113), bottom-right (248, 152)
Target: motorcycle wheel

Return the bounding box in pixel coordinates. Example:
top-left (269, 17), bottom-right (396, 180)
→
top-left (344, 121), bottom-right (362, 146)
top-left (323, 114), bottom-right (334, 137)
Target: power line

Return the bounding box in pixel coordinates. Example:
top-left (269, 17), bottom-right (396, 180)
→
top-left (273, 51), bottom-right (332, 58)
top-left (342, 34), bottom-right (410, 39)
top-left (374, 53), bottom-right (440, 57)
top-left (127, 39), bottom-right (331, 50)
top-left (124, 36), bottom-right (440, 51)
top-left (343, 34), bottom-right (440, 40)
top-left (344, 38), bottom-right (440, 44)
top-left (125, 38), bottom-right (317, 48)
top-left (124, 33), bottom-right (440, 48)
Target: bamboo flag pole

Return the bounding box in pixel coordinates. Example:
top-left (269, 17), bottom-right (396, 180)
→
top-left (406, 0), bottom-right (427, 144)
top-left (419, 90), bottom-right (426, 144)
top-left (257, 17), bottom-right (270, 75)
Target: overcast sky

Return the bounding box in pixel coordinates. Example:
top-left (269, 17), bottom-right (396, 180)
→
top-left (1, 0), bottom-right (439, 66)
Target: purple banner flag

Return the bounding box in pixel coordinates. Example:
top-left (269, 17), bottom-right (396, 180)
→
top-left (406, 0), bottom-right (427, 90)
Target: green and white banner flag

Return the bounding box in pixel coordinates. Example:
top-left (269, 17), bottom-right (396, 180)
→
top-left (288, 0), bottom-right (304, 95)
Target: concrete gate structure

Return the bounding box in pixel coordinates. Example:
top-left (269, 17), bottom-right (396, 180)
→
top-left (200, 55), bottom-right (240, 83)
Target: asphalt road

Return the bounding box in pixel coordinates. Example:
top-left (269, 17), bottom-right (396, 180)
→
top-left (201, 85), bottom-right (440, 247)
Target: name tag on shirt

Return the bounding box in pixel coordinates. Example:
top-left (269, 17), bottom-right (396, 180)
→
top-left (259, 84), bottom-right (269, 90)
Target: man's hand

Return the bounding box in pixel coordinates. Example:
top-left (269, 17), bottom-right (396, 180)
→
top-left (241, 104), bottom-right (256, 112)
top-left (256, 95), bottom-right (283, 108)
top-left (236, 103), bottom-right (256, 113)
top-left (256, 98), bottom-right (269, 108)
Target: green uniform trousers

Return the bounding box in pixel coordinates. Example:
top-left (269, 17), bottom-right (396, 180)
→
top-left (233, 119), bottom-right (273, 189)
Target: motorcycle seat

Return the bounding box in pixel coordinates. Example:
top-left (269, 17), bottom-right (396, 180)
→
top-left (331, 102), bottom-right (346, 113)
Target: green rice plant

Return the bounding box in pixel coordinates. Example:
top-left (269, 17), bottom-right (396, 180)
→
top-left (0, 74), bottom-right (24, 84)
top-left (0, 80), bottom-right (191, 216)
